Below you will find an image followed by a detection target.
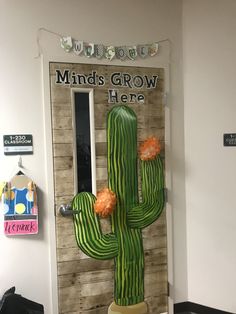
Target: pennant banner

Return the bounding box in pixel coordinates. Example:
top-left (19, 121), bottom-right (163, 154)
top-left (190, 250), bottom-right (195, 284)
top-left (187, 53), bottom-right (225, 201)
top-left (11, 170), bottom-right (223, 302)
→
top-left (95, 44), bottom-right (105, 59)
top-left (116, 46), bottom-right (127, 61)
top-left (73, 40), bottom-right (83, 55)
top-left (60, 36), bottom-right (73, 52)
top-left (60, 36), bottom-right (160, 61)
top-left (84, 43), bottom-right (95, 58)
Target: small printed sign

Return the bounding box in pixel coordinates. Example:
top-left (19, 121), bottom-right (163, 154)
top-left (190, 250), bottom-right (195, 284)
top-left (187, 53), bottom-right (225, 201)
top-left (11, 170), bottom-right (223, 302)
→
top-left (224, 133), bottom-right (236, 146)
top-left (3, 134), bottom-right (33, 155)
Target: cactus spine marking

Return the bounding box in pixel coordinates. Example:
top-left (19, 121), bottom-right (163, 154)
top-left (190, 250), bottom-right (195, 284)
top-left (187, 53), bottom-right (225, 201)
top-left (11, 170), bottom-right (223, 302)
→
top-left (72, 105), bottom-right (165, 307)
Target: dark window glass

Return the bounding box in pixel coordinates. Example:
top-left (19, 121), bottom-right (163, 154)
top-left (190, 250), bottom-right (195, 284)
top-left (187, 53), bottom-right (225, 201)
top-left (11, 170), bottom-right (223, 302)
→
top-left (74, 92), bottom-right (92, 192)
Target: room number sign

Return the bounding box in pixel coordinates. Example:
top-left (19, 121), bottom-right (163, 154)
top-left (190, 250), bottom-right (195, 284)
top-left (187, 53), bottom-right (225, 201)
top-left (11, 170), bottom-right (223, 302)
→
top-left (3, 134), bottom-right (33, 155)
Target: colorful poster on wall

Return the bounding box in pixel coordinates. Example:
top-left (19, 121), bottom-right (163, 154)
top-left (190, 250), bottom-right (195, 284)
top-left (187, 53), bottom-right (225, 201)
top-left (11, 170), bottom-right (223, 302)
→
top-left (2, 175), bottom-right (38, 236)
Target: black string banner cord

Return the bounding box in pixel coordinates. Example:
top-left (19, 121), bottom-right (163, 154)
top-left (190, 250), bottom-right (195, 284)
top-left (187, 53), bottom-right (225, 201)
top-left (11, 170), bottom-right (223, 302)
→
top-left (35, 27), bottom-right (171, 62)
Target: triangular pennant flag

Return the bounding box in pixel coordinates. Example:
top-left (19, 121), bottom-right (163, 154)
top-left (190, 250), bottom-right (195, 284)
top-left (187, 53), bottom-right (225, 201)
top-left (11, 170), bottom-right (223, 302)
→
top-left (73, 40), bottom-right (83, 55)
top-left (105, 46), bottom-right (116, 60)
top-left (115, 46), bottom-right (127, 61)
top-left (137, 45), bottom-right (149, 58)
top-left (148, 43), bottom-right (159, 57)
top-left (84, 43), bottom-right (95, 57)
top-left (94, 44), bottom-right (105, 59)
top-left (127, 46), bottom-right (138, 60)
top-left (60, 36), bottom-right (73, 52)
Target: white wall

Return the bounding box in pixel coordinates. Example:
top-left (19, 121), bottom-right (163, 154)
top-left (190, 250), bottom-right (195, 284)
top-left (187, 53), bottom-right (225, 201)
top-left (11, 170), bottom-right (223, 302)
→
top-left (183, 0), bottom-right (236, 312)
top-left (0, 0), bottom-right (186, 312)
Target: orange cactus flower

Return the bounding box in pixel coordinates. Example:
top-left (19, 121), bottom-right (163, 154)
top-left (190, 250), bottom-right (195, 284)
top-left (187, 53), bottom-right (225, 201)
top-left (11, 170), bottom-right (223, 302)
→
top-left (139, 136), bottom-right (161, 161)
top-left (94, 188), bottom-right (116, 218)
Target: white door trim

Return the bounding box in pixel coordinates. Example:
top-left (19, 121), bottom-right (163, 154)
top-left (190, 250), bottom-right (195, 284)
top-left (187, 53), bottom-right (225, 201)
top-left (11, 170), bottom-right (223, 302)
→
top-left (41, 56), bottom-right (59, 314)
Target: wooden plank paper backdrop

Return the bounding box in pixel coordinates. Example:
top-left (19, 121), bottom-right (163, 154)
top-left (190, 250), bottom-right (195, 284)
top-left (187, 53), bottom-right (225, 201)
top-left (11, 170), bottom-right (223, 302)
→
top-left (49, 62), bottom-right (167, 314)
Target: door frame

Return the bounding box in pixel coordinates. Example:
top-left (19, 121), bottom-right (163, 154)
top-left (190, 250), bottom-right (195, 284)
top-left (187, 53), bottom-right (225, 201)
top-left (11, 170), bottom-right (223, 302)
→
top-left (41, 55), bottom-right (173, 314)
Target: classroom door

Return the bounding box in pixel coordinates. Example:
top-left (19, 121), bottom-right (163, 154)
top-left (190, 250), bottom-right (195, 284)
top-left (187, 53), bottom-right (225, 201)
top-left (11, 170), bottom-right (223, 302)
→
top-left (49, 62), bottom-right (168, 314)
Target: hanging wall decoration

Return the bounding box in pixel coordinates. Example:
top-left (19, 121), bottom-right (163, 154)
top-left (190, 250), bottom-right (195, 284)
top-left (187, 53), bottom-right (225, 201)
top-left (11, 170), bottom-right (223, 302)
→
top-left (73, 40), bottom-right (83, 55)
top-left (2, 172), bottom-right (38, 236)
top-left (60, 36), bottom-right (158, 61)
top-left (35, 28), bottom-right (170, 61)
top-left (60, 36), bottom-right (73, 52)
top-left (94, 44), bottom-right (105, 59)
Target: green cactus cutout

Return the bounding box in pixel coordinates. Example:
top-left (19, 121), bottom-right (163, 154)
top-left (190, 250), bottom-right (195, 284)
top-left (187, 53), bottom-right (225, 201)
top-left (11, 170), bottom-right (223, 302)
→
top-left (72, 105), bottom-right (165, 306)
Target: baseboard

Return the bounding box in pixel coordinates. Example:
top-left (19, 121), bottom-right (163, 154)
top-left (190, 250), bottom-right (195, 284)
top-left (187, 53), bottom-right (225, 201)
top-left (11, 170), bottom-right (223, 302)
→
top-left (174, 302), bottom-right (234, 314)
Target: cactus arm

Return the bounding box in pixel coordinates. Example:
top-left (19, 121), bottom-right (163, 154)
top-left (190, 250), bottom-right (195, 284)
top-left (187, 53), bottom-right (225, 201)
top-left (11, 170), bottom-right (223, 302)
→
top-left (127, 155), bottom-right (165, 229)
top-left (72, 192), bottom-right (118, 260)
